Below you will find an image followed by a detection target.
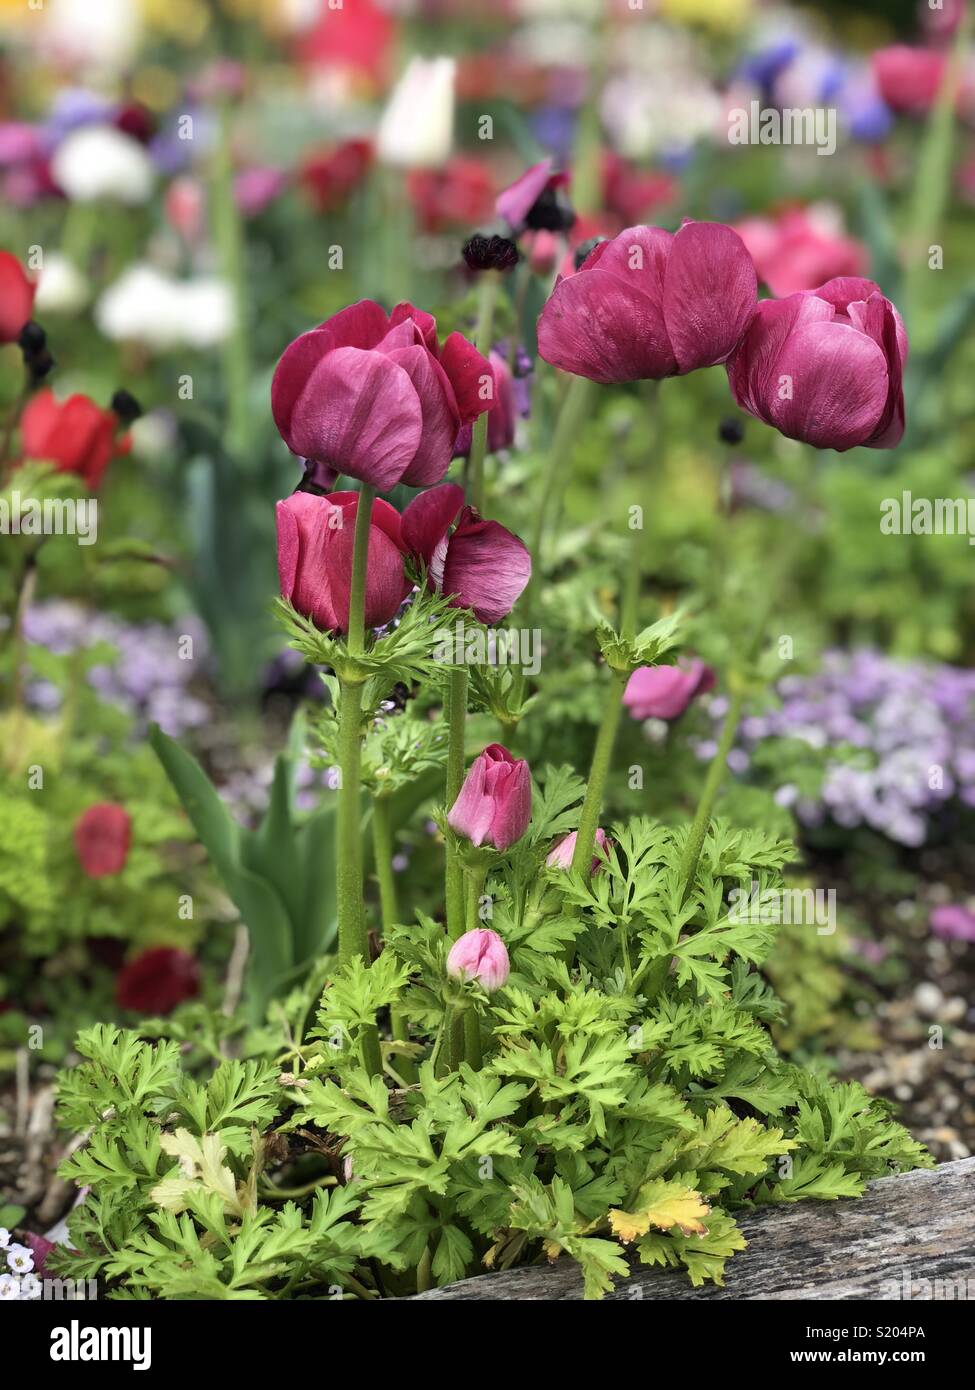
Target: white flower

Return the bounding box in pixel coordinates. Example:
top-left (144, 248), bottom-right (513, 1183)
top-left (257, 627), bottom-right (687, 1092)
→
top-left (43, 0), bottom-right (142, 70)
top-left (0, 1228), bottom-right (9, 1249)
top-left (0, 1274), bottom-right (21, 1299)
top-left (20, 1273), bottom-right (42, 1300)
top-left (377, 56), bottom-right (455, 170)
top-left (95, 265), bottom-right (234, 351)
top-left (35, 253), bottom-right (90, 315)
top-left (6, 1243), bottom-right (34, 1274)
top-left (52, 125), bottom-right (154, 205)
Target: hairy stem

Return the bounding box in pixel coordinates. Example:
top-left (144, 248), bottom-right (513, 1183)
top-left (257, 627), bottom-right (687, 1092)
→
top-left (570, 668), bottom-right (628, 874)
top-left (678, 683), bottom-right (746, 904)
top-left (468, 271), bottom-right (500, 515)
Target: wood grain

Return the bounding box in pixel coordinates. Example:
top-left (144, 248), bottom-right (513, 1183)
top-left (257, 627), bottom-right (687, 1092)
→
top-left (412, 1157), bottom-right (975, 1301)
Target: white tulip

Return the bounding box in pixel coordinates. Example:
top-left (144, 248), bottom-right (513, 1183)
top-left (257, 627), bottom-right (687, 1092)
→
top-left (377, 56), bottom-right (455, 170)
top-left (35, 254), bottom-right (89, 315)
top-left (52, 126), bottom-right (155, 205)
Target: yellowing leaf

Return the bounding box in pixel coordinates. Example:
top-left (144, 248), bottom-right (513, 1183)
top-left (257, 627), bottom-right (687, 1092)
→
top-left (609, 1181), bottom-right (710, 1242)
top-left (152, 1129), bottom-right (244, 1217)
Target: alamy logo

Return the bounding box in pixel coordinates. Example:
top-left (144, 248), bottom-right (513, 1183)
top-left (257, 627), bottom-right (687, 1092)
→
top-left (728, 879), bottom-right (836, 935)
top-left (880, 492), bottom-right (975, 543)
top-left (728, 101), bottom-right (837, 156)
top-left (50, 1319), bottom-right (151, 1371)
top-left (433, 620), bottom-right (541, 676)
top-left (0, 492), bottom-right (98, 545)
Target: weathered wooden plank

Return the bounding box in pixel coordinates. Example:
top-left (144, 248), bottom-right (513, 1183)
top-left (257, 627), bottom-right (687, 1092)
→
top-left (413, 1158), bottom-right (975, 1300)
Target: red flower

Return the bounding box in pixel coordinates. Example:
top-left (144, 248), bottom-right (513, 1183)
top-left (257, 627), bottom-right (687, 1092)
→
top-left (734, 207), bottom-right (869, 297)
top-left (20, 390), bottom-right (130, 489)
top-left (401, 482), bottom-right (530, 625)
top-left (601, 153), bottom-right (677, 226)
top-left (407, 157), bottom-right (494, 233)
top-left (277, 490), bottom-right (411, 634)
top-left (0, 250), bottom-right (36, 344)
top-left (872, 46), bottom-right (947, 114)
top-left (537, 221), bottom-right (757, 384)
top-left (299, 140), bottom-right (373, 214)
top-left (271, 300), bottom-right (492, 490)
top-left (116, 948), bottom-right (200, 1014)
top-left (74, 803), bottom-right (132, 878)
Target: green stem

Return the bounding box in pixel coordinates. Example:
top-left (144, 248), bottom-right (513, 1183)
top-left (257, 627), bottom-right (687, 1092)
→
top-left (468, 271), bottom-right (500, 515)
top-left (210, 101), bottom-right (251, 461)
top-left (678, 683), bottom-right (746, 904)
top-left (444, 665), bottom-right (469, 942)
top-left (346, 485), bottom-right (375, 656)
top-left (462, 864), bottom-right (489, 1070)
top-left (373, 794), bottom-right (414, 1079)
top-left (618, 381), bottom-right (661, 640)
top-left (335, 484), bottom-right (380, 1075)
top-left (570, 668), bottom-right (627, 875)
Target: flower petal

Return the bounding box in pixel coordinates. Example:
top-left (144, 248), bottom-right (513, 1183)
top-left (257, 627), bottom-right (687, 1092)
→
top-left (662, 221), bottom-right (757, 373)
top-left (384, 344), bottom-right (461, 486)
top-left (768, 319), bottom-right (890, 450)
top-left (438, 332), bottom-right (494, 424)
top-left (327, 509), bottom-right (410, 632)
top-left (537, 265), bottom-right (677, 382)
top-left (441, 509), bottom-right (531, 623)
top-left (401, 482), bottom-right (464, 566)
top-left (284, 346), bottom-right (424, 488)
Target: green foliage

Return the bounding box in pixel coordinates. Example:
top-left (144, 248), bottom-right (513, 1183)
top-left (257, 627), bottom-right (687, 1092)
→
top-left (52, 799), bottom-right (930, 1302)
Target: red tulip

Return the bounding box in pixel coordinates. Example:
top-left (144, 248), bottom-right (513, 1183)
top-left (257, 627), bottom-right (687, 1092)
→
top-left (277, 490), bottom-right (411, 634)
top-left (453, 350), bottom-right (516, 456)
top-left (271, 300), bottom-right (492, 490)
top-left (872, 46), bottom-right (947, 114)
top-left (734, 207), bottom-right (868, 298)
top-left (623, 661), bottom-right (715, 721)
top-left (20, 389), bottom-right (130, 489)
top-left (74, 803), bottom-right (132, 878)
top-left (537, 221), bottom-right (757, 384)
top-left (0, 250), bottom-right (36, 343)
top-left (447, 743), bottom-right (531, 852)
top-left (727, 276), bottom-right (908, 451)
top-left (401, 482), bottom-right (530, 624)
top-left (116, 947), bottom-right (200, 1014)
top-left (299, 139), bottom-right (372, 214)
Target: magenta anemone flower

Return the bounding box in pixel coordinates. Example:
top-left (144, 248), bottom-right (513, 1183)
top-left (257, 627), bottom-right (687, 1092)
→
top-left (623, 661), bottom-right (715, 721)
top-left (536, 221), bottom-right (757, 384)
top-left (276, 490), bottom-right (411, 633)
top-left (271, 300), bottom-right (492, 490)
top-left (447, 744), bottom-right (531, 852)
top-left (546, 827), bottom-right (610, 875)
top-left (446, 928), bottom-right (510, 992)
top-left (401, 482), bottom-right (530, 624)
top-left (726, 276), bottom-right (907, 451)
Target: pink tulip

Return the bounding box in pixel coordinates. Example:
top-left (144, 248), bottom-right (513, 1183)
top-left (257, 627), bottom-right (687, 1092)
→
top-left (536, 221), bottom-right (757, 384)
top-left (446, 928), bottom-right (510, 992)
top-left (872, 46), bottom-right (947, 114)
top-left (401, 482), bottom-right (530, 624)
top-left (453, 350), bottom-right (517, 456)
top-left (546, 827), bottom-right (610, 874)
top-left (447, 744), bottom-right (531, 852)
top-left (623, 661), bottom-right (715, 721)
top-left (727, 276), bottom-right (908, 451)
top-left (276, 490), bottom-right (411, 634)
top-left (734, 208), bottom-right (868, 298)
top-left (271, 300), bottom-right (492, 490)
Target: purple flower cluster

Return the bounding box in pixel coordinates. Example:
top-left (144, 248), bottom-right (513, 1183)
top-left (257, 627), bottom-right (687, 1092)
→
top-left (704, 649), bottom-right (975, 847)
top-left (22, 600), bottom-right (211, 737)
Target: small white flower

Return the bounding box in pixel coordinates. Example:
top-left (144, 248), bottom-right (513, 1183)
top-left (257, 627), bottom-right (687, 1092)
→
top-left (96, 265), bottom-right (234, 351)
top-left (35, 253), bottom-right (90, 315)
top-left (20, 1273), bottom-right (42, 1300)
top-left (6, 1243), bottom-right (34, 1274)
top-left (52, 125), bottom-right (155, 204)
top-left (0, 1274), bottom-right (20, 1300)
top-left (377, 56), bottom-right (455, 170)
top-left (0, 1228), bottom-right (9, 1249)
